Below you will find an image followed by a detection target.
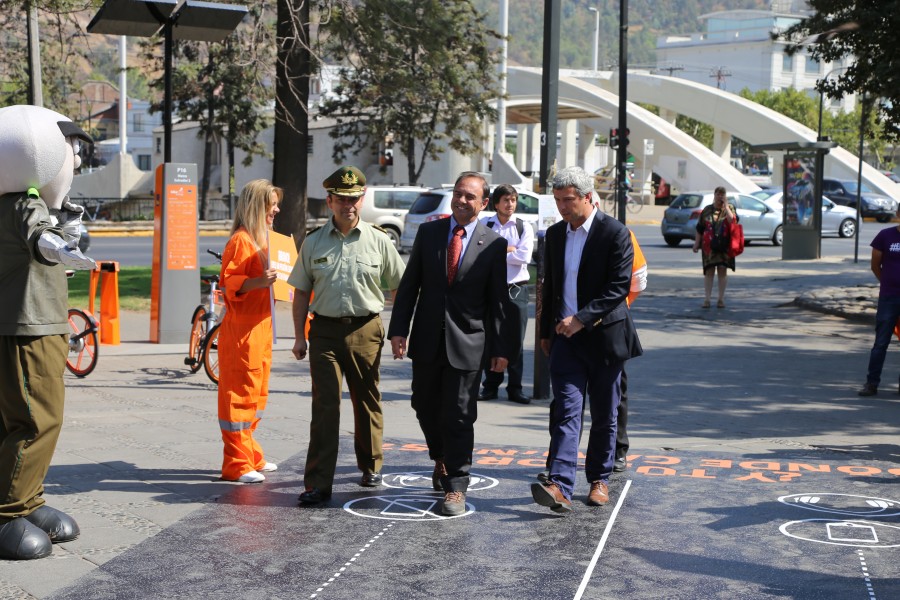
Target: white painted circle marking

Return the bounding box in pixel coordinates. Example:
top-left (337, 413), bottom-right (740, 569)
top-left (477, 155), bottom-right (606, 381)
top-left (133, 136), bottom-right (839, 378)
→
top-left (381, 471), bottom-right (499, 491)
top-left (778, 493), bottom-right (900, 517)
top-left (779, 519), bottom-right (900, 548)
top-left (343, 495), bottom-right (474, 521)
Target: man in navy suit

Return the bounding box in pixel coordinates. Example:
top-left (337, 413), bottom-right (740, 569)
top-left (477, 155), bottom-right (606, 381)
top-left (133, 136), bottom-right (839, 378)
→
top-left (388, 171), bottom-right (511, 516)
top-left (531, 167), bottom-right (642, 514)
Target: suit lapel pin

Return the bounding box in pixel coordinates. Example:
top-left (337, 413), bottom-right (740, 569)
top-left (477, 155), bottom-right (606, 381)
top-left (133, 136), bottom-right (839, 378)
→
top-left (477, 240), bottom-right (484, 245)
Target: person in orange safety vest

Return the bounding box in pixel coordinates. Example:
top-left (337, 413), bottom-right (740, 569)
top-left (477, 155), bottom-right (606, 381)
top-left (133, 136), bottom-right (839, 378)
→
top-left (217, 179), bottom-right (281, 483)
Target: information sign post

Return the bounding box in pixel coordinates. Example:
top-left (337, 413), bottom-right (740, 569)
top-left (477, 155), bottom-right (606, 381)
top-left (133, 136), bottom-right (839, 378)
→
top-left (150, 163), bottom-right (200, 343)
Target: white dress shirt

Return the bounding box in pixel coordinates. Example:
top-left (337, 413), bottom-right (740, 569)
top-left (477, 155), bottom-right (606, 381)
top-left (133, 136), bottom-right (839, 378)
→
top-left (561, 207), bottom-right (597, 319)
top-left (480, 215), bottom-right (534, 285)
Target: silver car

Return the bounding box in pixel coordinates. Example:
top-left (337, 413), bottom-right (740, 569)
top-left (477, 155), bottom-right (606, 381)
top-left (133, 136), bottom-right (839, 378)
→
top-left (400, 187), bottom-right (542, 253)
top-left (661, 191), bottom-right (782, 247)
top-left (761, 192), bottom-right (857, 238)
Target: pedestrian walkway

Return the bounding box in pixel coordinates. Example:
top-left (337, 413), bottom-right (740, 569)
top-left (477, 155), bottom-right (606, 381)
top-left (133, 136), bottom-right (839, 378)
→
top-left (2, 236), bottom-right (898, 599)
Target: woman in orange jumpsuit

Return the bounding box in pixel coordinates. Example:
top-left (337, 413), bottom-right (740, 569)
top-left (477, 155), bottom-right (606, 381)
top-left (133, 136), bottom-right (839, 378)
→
top-left (218, 179), bottom-right (281, 483)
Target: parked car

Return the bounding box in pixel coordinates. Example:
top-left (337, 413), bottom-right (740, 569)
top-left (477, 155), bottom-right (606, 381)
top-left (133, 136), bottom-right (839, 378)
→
top-left (761, 192), bottom-right (857, 238)
top-left (821, 178), bottom-right (897, 222)
top-left (400, 186), bottom-right (544, 254)
top-left (358, 185), bottom-right (430, 250)
top-left (882, 170), bottom-right (900, 184)
top-left (661, 191), bottom-right (783, 247)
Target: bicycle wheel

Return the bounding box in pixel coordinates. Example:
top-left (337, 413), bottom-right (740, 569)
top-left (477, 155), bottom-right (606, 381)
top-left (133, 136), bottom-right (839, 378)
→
top-left (203, 324), bottom-right (220, 385)
top-left (186, 305), bottom-right (207, 373)
top-left (66, 308), bottom-right (98, 377)
top-left (626, 196), bottom-right (644, 214)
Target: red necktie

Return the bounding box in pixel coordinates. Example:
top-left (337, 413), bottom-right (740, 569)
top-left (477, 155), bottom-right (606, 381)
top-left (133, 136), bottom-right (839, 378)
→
top-left (447, 225), bottom-right (465, 283)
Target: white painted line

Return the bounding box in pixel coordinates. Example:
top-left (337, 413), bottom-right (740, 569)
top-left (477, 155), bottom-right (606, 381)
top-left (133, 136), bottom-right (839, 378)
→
top-left (309, 522), bottom-right (395, 598)
top-left (857, 549), bottom-right (878, 600)
top-left (573, 479), bottom-right (632, 600)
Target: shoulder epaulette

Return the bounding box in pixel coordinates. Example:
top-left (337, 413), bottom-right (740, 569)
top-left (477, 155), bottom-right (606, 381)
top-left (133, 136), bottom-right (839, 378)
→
top-left (370, 224), bottom-right (390, 236)
top-left (306, 225), bottom-right (323, 236)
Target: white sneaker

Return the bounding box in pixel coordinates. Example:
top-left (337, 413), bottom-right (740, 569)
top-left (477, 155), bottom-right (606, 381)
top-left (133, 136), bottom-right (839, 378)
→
top-left (260, 462), bottom-right (278, 472)
top-left (237, 471), bottom-right (265, 483)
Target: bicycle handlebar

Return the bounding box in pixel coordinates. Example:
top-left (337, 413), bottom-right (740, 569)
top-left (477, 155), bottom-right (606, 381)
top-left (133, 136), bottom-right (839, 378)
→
top-left (207, 249), bottom-right (223, 261)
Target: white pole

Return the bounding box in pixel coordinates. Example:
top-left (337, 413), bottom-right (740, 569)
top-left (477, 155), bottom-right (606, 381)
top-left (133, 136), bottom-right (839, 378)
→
top-left (588, 7), bottom-right (599, 71)
top-left (119, 36), bottom-right (127, 156)
top-left (495, 0), bottom-right (508, 155)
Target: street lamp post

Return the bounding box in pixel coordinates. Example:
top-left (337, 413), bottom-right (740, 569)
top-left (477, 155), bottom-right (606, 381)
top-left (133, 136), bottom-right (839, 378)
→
top-left (817, 65), bottom-right (850, 141)
top-left (588, 6), bottom-right (599, 71)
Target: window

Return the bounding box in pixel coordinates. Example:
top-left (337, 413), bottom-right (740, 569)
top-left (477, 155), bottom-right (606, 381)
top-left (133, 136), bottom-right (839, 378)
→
top-left (782, 53), bottom-right (793, 72)
top-left (307, 136), bottom-right (313, 155)
top-left (805, 57), bottom-right (820, 75)
top-left (137, 154), bottom-right (151, 170)
top-left (155, 137), bottom-right (161, 153)
top-left (133, 113), bottom-right (144, 132)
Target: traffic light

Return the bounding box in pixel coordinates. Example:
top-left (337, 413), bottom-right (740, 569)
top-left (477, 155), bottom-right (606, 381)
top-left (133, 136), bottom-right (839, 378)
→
top-left (610, 127), bottom-right (630, 150)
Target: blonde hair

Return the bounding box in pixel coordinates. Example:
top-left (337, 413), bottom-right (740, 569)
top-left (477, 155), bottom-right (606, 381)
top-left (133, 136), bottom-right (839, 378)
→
top-left (231, 179), bottom-right (282, 250)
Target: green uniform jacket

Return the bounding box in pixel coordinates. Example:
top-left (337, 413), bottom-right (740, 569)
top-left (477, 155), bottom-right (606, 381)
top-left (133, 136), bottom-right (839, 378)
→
top-left (0, 191), bottom-right (68, 336)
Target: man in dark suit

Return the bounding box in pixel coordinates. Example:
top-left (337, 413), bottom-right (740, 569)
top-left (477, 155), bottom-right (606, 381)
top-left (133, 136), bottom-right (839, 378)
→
top-left (388, 171), bottom-right (511, 516)
top-left (531, 166), bottom-right (642, 514)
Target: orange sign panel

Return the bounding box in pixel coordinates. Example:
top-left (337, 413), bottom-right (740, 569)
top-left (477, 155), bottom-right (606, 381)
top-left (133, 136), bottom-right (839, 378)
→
top-left (268, 230), bottom-right (298, 302)
top-left (165, 184), bottom-right (198, 270)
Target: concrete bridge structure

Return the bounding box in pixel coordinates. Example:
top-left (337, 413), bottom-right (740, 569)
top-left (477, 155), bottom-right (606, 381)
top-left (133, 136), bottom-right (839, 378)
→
top-left (489, 67), bottom-right (900, 200)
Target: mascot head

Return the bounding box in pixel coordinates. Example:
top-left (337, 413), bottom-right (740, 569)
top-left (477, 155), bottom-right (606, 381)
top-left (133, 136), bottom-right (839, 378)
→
top-left (0, 105), bottom-right (92, 209)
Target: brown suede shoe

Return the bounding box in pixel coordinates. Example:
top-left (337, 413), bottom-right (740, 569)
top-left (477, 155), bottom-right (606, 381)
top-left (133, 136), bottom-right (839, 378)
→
top-left (587, 480), bottom-right (609, 506)
top-left (432, 459), bottom-right (447, 491)
top-left (530, 481), bottom-right (573, 514)
top-left (442, 491), bottom-right (467, 516)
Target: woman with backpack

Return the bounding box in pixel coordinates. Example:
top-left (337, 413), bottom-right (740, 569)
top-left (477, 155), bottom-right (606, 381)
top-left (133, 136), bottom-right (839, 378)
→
top-left (692, 186), bottom-right (737, 308)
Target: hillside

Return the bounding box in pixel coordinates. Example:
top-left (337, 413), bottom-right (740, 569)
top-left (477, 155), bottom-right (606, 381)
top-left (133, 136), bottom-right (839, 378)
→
top-left (474, 0), bottom-right (779, 69)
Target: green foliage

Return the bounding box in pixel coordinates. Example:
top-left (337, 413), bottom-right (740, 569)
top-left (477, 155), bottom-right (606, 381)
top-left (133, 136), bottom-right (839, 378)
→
top-left (139, 5), bottom-right (275, 166)
top-left (779, 0), bottom-right (900, 140)
top-left (738, 87), bottom-right (819, 130)
top-left (472, 0), bottom-right (771, 69)
top-left (317, 0), bottom-right (503, 184)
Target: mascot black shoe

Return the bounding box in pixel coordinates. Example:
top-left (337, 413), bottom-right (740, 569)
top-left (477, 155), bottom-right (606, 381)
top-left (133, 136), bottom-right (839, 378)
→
top-left (24, 505), bottom-right (80, 543)
top-left (0, 518), bottom-right (52, 560)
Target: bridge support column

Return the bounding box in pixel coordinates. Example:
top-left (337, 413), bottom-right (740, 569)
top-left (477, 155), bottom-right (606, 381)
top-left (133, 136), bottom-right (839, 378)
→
top-left (560, 119), bottom-right (577, 169)
top-left (713, 127), bottom-right (732, 162)
top-left (578, 123), bottom-right (599, 173)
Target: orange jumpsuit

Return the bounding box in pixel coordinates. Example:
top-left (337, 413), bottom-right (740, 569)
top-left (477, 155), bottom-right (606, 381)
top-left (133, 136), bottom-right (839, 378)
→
top-left (217, 228), bottom-right (273, 481)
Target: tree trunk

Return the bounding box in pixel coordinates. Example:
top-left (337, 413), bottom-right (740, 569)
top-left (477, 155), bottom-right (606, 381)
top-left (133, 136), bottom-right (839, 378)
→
top-left (273, 0), bottom-right (310, 250)
top-left (200, 91), bottom-right (214, 221)
top-left (405, 135), bottom-right (416, 184)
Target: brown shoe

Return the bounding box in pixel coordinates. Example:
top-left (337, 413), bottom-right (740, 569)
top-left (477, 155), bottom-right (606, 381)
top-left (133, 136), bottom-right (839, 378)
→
top-left (587, 480), bottom-right (609, 506)
top-left (432, 459), bottom-right (447, 491)
top-left (530, 481), bottom-right (573, 514)
top-left (442, 491), bottom-right (467, 516)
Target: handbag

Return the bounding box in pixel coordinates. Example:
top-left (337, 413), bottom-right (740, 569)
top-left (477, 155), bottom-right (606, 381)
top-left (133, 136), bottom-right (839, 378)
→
top-left (727, 220), bottom-right (744, 257)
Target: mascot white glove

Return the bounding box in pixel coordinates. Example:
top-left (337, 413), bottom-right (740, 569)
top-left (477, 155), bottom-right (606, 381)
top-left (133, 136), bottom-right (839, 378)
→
top-left (50, 197), bottom-right (85, 249)
top-left (38, 231), bottom-right (97, 270)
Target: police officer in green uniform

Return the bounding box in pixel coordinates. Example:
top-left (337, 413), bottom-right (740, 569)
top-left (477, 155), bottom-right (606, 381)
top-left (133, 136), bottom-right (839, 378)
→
top-left (289, 165), bottom-right (405, 505)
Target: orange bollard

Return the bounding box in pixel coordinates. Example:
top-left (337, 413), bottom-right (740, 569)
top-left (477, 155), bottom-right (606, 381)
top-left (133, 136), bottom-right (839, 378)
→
top-left (89, 261), bottom-right (121, 345)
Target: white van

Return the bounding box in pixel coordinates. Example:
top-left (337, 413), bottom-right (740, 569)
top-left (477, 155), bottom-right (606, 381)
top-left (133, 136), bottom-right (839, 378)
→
top-left (358, 185), bottom-right (430, 249)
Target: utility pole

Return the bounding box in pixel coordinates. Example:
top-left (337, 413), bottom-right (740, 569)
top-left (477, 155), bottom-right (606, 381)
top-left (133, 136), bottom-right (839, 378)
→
top-left (657, 63), bottom-right (684, 77)
top-left (615, 0), bottom-right (628, 224)
top-left (26, 2), bottom-right (43, 107)
top-left (710, 66), bottom-right (732, 90)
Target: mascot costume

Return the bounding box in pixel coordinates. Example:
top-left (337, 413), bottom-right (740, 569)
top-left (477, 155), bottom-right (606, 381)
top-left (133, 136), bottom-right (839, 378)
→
top-left (0, 105), bottom-right (96, 560)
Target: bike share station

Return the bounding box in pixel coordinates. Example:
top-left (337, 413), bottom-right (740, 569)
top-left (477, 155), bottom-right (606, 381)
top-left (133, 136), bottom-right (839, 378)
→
top-left (752, 140), bottom-right (837, 259)
top-left (149, 162), bottom-right (199, 343)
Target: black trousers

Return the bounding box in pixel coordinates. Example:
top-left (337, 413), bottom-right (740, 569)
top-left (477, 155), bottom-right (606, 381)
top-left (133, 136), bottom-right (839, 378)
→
top-left (482, 283), bottom-right (528, 393)
top-left (410, 337), bottom-right (480, 493)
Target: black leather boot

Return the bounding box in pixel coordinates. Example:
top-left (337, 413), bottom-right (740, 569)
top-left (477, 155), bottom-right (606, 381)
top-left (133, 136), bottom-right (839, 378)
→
top-left (0, 518), bottom-right (52, 560)
top-left (24, 505), bottom-right (80, 543)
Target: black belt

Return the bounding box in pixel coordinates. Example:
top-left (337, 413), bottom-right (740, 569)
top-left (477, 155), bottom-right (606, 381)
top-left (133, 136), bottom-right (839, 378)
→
top-left (312, 313), bottom-right (378, 324)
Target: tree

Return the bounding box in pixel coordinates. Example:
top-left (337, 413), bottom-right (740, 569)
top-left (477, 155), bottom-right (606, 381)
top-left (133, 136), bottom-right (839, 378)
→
top-left (317, 0), bottom-right (503, 184)
top-left (138, 6), bottom-right (274, 219)
top-left (779, 1), bottom-right (900, 139)
top-left (271, 0), bottom-right (312, 247)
